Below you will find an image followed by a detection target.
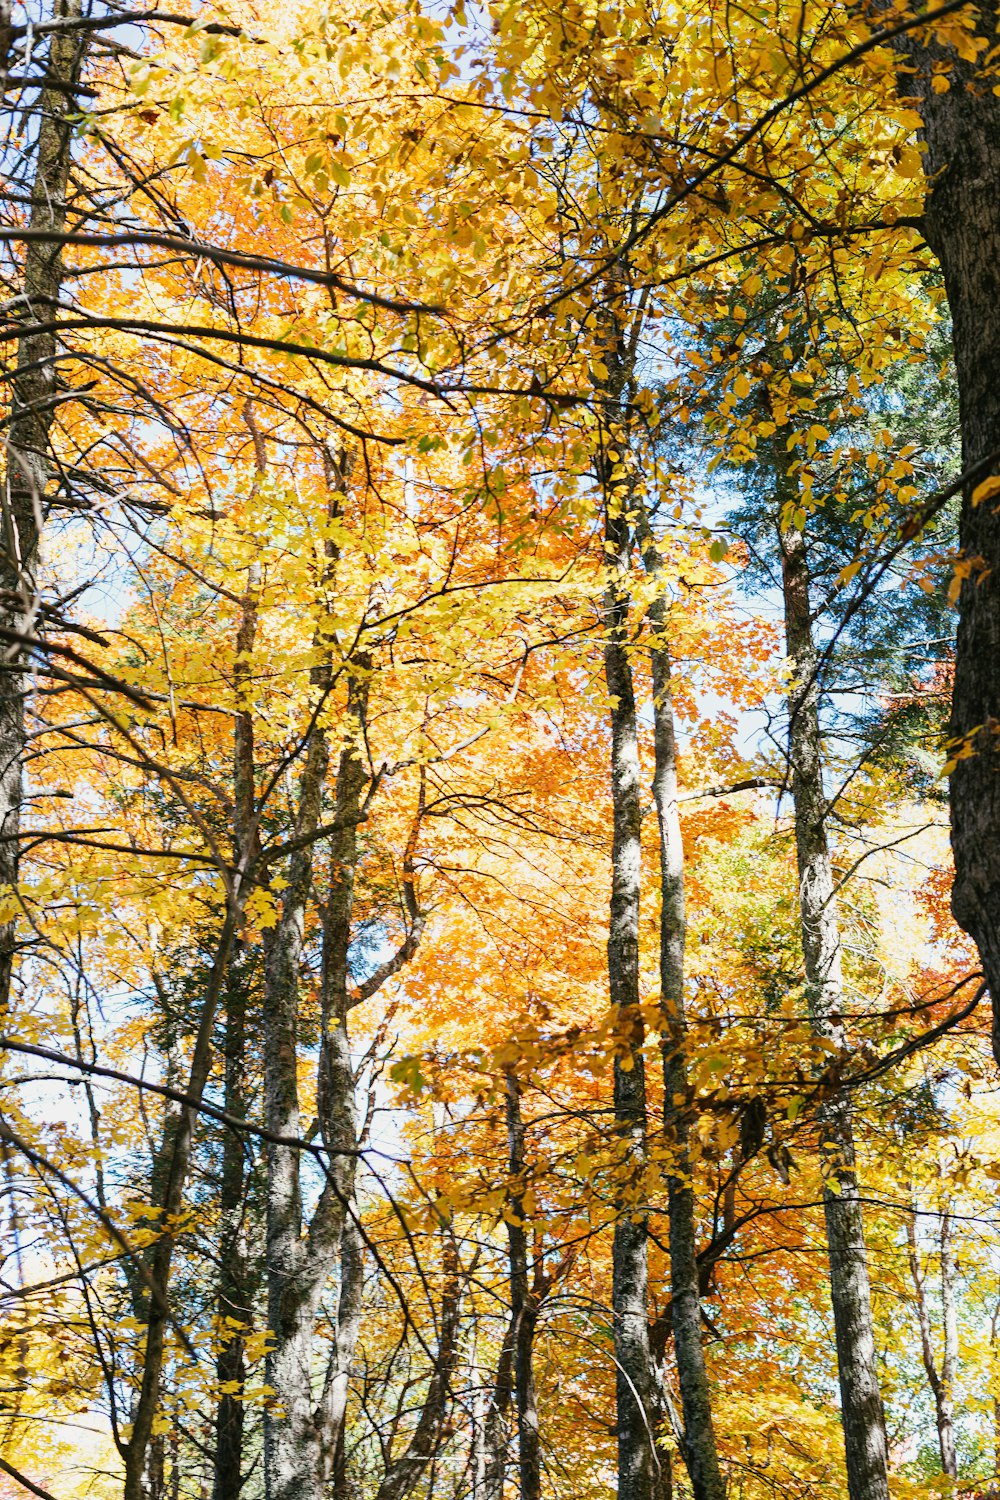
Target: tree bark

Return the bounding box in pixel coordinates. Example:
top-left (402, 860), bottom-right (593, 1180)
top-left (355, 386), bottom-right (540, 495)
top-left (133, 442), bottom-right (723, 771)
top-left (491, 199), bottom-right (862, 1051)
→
top-left (639, 521), bottom-right (725, 1500)
top-left (603, 483), bottom-right (658, 1500)
top-left (939, 1208), bottom-right (958, 1479)
top-left (374, 1229), bottom-right (462, 1500)
top-left (889, 8), bottom-right (1000, 1063)
top-left (124, 902), bottom-right (243, 1500)
top-left (212, 949), bottom-right (250, 1500)
top-left (503, 1071), bottom-right (541, 1500)
top-left (779, 519), bottom-right (890, 1500)
top-left (213, 561), bottom-right (261, 1500)
top-left (263, 655), bottom-right (371, 1500)
top-left (482, 1271), bottom-right (515, 1500)
top-left (0, 0), bottom-right (85, 1011)
top-left (905, 1204), bottom-right (957, 1478)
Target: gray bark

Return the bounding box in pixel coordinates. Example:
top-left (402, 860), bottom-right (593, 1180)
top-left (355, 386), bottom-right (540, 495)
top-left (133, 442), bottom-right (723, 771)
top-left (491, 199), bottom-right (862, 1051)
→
top-left (0, 0), bottom-right (85, 1011)
top-left (639, 520), bottom-right (725, 1500)
top-left (888, 8), bottom-right (1000, 1062)
top-left (263, 663), bottom-right (364, 1500)
top-left (779, 519), bottom-right (890, 1500)
top-left (603, 479), bottom-right (659, 1500)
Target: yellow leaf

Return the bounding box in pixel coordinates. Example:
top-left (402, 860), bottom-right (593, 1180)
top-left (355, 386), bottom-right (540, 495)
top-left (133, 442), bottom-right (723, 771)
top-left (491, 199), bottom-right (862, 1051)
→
top-left (971, 474), bottom-right (1000, 507)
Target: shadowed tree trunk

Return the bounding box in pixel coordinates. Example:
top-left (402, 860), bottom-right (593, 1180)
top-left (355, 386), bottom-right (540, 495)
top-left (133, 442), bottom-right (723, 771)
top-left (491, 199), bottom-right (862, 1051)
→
top-left (779, 517), bottom-right (890, 1500)
top-left (503, 1070), bottom-right (541, 1500)
top-left (213, 437), bottom-right (264, 1500)
top-left (888, 7), bottom-right (1000, 1064)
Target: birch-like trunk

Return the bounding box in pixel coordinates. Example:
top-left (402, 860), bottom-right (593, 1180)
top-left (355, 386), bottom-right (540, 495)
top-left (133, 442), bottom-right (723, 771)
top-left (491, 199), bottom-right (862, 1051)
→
top-left (640, 523), bottom-right (725, 1500)
top-left (263, 660), bottom-right (368, 1500)
top-left (1, 0), bottom-right (85, 1009)
top-left (779, 520), bottom-right (889, 1500)
top-left (603, 488), bottom-right (658, 1500)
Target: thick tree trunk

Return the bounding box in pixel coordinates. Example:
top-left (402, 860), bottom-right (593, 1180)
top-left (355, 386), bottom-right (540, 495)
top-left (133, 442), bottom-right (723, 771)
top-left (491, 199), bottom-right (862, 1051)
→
top-left (779, 521), bottom-right (890, 1500)
top-left (890, 9), bottom-right (1000, 1062)
top-left (640, 525), bottom-right (725, 1500)
top-left (0, 0), bottom-right (85, 1011)
top-left (603, 490), bottom-right (658, 1500)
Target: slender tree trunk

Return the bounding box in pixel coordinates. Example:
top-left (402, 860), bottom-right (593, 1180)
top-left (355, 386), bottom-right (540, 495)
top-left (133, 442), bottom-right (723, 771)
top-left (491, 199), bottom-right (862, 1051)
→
top-left (888, 10), bottom-right (1000, 1062)
top-left (125, 902), bottom-right (243, 1500)
top-left (906, 1204), bottom-right (957, 1478)
top-left (213, 951), bottom-right (249, 1500)
top-left (482, 1279), bottom-right (515, 1500)
top-left (504, 1071), bottom-right (541, 1500)
top-left (1, 0), bottom-right (85, 1012)
top-left (603, 483), bottom-right (658, 1500)
top-left (991, 1289), bottom-right (1000, 1491)
top-left (779, 519), bottom-right (890, 1500)
top-left (213, 559), bottom-right (261, 1500)
top-left (939, 1208), bottom-right (958, 1479)
top-left (639, 523), bottom-right (725, 1500)
top-left (374, 1229), bottom-right (462, 1500)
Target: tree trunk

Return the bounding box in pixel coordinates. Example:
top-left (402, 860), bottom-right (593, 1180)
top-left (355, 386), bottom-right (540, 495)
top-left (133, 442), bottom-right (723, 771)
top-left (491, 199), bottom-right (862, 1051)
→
top-left (779, 519), bottom-right (890, 1500)
top-left (213, 559), bottom-right (260, 1500)
top-left (504, 1071), bottom-right (541, 1500)
top-left (212, 949), bottom-right (249, 1500)
top-left (482, 1274), bottom-right (515, 1500)
top-left (639, 522), bottom-right (725, 1500)
top-left (0, 0), bottom-right (85, 1011)
top-left (603, 484), bottom-right (658, 1500)
top-left (890, 8), bottom-right (1000, 1062)
top-left (939, 1208), bottom-right (958, 1478)
top-left (125, 902), bottom-right (243, 1500)
top-left (262, 712), bottom-right (331, 1500)
top-left (906, 1204), bottom-right (957, 1478)
top-left (374, 1229), bottom-right (462, 1500)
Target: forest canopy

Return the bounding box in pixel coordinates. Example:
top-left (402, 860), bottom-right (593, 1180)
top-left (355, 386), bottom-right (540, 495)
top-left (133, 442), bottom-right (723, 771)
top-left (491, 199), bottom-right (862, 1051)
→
top-left (2, 1), bottom-right (1000, 1498)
